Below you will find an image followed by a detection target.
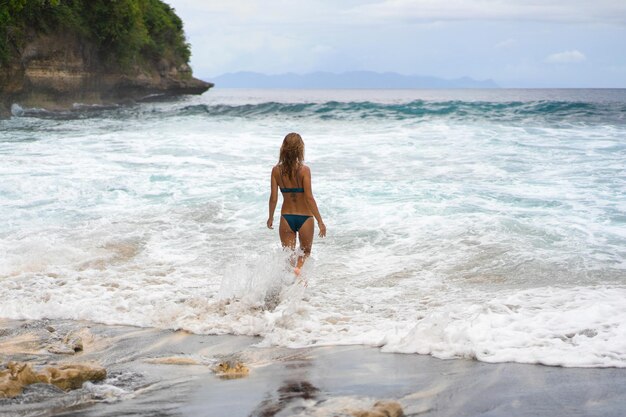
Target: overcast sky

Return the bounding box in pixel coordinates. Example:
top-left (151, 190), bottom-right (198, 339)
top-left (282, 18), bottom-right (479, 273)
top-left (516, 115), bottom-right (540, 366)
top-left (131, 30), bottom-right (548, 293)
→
top-left (167, 0), bottom-right (626, 87)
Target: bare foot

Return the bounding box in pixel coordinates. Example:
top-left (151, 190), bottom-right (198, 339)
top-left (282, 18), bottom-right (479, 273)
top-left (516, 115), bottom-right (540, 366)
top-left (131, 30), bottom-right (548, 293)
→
top-left (294, 267), bottom-right (308, 287)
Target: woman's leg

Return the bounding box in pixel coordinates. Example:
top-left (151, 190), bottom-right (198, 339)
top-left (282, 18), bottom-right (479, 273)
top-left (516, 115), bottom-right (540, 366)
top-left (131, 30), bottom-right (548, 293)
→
top-left (296, 217), bottom-right (314, 270)
top-left (279, 215), bottom-right (297, 257)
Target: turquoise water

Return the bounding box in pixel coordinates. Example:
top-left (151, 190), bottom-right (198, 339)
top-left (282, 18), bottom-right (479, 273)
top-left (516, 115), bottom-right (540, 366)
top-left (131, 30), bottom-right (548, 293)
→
top-left (1, 89), bottom-right (625, 367)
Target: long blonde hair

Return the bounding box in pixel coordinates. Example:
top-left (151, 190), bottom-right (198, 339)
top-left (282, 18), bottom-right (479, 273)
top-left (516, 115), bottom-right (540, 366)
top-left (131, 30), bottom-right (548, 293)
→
top-left (278, 132), bottom-right (304, 180)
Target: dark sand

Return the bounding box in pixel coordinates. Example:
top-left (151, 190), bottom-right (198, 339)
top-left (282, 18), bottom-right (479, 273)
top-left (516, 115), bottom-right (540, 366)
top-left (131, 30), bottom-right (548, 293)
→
top-left (1, 318), bottom-right (625, 417)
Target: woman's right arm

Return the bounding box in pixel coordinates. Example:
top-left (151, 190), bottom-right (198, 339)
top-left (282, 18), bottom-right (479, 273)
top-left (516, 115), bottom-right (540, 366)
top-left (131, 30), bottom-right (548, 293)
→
top-left (302, 166), bottom-right (326, 237)
top-left (267, 167), bottom-right (279, 229)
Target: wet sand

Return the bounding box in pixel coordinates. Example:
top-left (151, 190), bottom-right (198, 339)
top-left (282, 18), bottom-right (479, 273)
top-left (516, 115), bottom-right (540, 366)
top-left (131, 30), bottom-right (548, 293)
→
top-left (1, 318), bottom-right (625, 417)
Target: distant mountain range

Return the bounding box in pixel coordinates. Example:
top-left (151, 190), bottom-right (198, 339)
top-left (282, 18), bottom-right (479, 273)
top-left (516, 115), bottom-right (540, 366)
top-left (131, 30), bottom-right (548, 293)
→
top-left (211, 71), bottom-right (499, 89)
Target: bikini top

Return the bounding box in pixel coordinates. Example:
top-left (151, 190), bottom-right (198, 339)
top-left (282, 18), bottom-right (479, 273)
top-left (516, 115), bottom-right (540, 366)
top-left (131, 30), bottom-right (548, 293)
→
top-left (281, 187), bottom-right (304, 193)
top-left (279, 171), bottom-right (304, 193)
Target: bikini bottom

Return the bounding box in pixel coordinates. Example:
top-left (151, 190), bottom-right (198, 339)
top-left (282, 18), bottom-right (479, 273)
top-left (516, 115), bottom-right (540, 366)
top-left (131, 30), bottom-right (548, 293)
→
top-left (282, 214), bottom-right (312, 233)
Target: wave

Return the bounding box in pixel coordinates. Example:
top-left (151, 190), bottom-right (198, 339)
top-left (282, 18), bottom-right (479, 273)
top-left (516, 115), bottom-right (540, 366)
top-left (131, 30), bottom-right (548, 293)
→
top-left (9, 102), bottom-right (121, 120)
top-left (8, 99), bottom-right (626, 124)
top-left (176, 100), bottom-right (626, 124)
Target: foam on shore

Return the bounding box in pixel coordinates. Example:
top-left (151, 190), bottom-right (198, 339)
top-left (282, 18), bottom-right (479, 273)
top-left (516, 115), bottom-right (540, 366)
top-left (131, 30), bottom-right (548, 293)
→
top-left (1, 90), bottom-right (625, 368)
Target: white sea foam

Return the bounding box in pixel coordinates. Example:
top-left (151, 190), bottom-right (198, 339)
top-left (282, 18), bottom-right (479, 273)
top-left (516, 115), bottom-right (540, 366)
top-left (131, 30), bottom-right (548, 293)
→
top-left (381, 286), bottom-right (626, 367)
top-left (1, 90), bottom-right (625, 367)
top-left (83, 381), bottom-right (130, 403)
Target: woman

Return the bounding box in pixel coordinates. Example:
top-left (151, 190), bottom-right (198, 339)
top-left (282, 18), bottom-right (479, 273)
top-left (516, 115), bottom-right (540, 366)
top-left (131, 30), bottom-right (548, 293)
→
top-left (267, 132), bottom-right (326, 276)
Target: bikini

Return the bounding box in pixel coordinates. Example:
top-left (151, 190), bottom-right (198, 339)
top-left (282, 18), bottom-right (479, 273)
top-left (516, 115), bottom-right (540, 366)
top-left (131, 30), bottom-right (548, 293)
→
top-left (279, 175), bottom-right (312, 233)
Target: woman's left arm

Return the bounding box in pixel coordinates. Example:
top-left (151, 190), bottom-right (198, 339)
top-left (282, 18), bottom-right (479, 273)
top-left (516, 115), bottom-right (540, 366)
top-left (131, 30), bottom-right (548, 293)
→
top-left (267, 167), bottom-right (279, 229)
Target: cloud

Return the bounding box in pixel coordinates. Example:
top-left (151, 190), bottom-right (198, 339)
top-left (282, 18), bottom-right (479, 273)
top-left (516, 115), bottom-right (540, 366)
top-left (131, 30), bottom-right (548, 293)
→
top-left (184, 29), bottom-right (310, 76)
top-left (495, 38), bottom-right (516, 48)
top-left (606, 65), bottom-right (626, 73)
top-left (544, 50), bottom-right (586, 64)
top-left (168, 0), bottom-right (341, 25)
top-left (349, 0), bottom-right (626, 25)
top-left (311, 44), bottom-right (334, 55)
top-left (166, 0), bottom-right (626, 86)
top-left (171, 0), bottom-right (626, 27)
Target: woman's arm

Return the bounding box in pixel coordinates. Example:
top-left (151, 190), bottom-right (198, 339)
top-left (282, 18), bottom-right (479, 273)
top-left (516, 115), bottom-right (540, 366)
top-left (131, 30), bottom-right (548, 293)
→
top-left (267, 166), bottom-right (279, 229)
top-left (302, 166), bottom-right (326, 237)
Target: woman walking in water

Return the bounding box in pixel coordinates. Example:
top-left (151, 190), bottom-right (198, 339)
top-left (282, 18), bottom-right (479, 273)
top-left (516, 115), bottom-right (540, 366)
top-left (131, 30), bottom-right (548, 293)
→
top-left (267, 132), bottom-right (326, 276)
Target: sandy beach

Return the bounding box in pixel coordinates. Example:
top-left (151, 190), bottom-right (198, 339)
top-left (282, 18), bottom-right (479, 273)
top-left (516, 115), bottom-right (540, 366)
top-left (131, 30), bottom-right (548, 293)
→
top-left (1, 318), bottom-right (624, 417)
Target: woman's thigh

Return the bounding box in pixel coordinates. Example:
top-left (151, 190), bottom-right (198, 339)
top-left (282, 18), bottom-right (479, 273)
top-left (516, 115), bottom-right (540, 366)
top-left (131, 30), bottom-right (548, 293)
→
top-left (279, 216), bottom-right (297, 249)
top-left (298, 217), bottom-right (315, 254)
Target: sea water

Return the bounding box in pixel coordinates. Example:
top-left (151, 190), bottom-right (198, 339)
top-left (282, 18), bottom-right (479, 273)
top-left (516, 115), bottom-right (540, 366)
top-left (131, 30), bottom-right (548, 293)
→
top-left (1, 89), bottom-right (625, 367)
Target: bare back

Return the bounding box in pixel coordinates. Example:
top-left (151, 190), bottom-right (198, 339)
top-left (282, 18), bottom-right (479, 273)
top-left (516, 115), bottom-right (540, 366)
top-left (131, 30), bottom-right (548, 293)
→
top-left (273, 165), bottom-right (312, 216)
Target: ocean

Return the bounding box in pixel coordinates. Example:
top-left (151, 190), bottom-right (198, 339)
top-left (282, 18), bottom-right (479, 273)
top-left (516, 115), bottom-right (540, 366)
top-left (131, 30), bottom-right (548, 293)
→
top-left (1, 89), bottom-right (625, 368)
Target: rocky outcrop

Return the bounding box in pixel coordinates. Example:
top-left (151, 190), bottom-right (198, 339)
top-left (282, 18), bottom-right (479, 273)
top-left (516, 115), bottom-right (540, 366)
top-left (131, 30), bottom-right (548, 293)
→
top-left (350, 401), bottom-right (405, 417)
top-left (0, 361), bottom-right (106, 398)
top-left (47, 330), bottom-right (85, 355)
top-left (0, 31), bottom-right (211, 117)
top-left (213, 361), bottom-right (250, 379)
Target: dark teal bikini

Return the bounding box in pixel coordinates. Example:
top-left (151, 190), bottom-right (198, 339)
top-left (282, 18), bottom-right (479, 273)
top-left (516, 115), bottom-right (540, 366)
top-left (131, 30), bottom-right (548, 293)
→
top-left (280, 176), bottom-right (312, 233)
top-left (282, 213), bottom-right (311, 233)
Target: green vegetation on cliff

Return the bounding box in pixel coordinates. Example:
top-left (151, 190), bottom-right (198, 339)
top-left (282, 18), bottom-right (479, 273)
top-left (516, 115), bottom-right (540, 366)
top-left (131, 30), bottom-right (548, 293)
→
top-left (0, 0), bottom-right (191, 70)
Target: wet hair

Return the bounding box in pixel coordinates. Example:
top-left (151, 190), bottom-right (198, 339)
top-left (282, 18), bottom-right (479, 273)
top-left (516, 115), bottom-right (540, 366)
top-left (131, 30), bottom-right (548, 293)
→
top-left (278, 132), bottom-right (304, 180)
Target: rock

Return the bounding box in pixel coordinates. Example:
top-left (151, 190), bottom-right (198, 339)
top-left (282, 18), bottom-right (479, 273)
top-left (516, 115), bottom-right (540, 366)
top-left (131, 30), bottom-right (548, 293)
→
top-left (47, 334), bottom-right (83, 355)
top-left (45, 364), bottom-right (106, 391)
top-left (0, 103), bottom-right (9, 119)
top-left (178, 63), bottom-right (191, 76)
top-left (0, 362), bottom-right (106, 398)
top-left (350, 400), bottom-right (404, 417)
top-left (278, 381), bottom-right (319, 400)
top-left (46, 328), bottom-right (93, 355)
top-left (0, 31), bottom-right (212, 119)
top-left (0, 375), bottom-right (25, 398)
top-left (251, 380), bottom-right (320, 416)
top-left (157, 58), bottom-right (170, 75)
top-left (213, 361), bottom-right (249, 379)
top-left (0, 362), bottom-right (48, 398)
top-left (373, 401), bottom-right (404, 417)
top-left (65, 334), bottom-right (83, 353)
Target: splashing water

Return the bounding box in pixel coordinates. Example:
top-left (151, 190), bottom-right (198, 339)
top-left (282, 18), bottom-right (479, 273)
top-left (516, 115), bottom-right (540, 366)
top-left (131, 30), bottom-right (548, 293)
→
top-left (1, 89), bottom-right (625, 367)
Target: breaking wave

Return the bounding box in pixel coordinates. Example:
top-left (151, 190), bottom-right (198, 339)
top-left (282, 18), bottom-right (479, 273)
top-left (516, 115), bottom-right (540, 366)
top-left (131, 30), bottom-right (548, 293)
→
top-left (9, 99), bottom-right (626, 125)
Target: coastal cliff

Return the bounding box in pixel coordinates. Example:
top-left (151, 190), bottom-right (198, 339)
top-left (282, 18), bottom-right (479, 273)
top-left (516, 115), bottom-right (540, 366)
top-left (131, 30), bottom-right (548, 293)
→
top-left (0, 0), bottom-right (211, 117)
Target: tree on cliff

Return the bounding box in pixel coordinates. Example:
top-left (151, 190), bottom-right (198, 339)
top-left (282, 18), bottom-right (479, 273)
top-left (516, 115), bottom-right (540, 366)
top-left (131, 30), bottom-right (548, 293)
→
top-left (0, 0), bottom-right (191, 71)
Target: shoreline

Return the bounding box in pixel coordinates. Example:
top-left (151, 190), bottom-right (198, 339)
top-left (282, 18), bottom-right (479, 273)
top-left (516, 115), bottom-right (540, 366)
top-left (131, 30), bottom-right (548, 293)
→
top-left (1, 318), bottom-right (625, 417)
